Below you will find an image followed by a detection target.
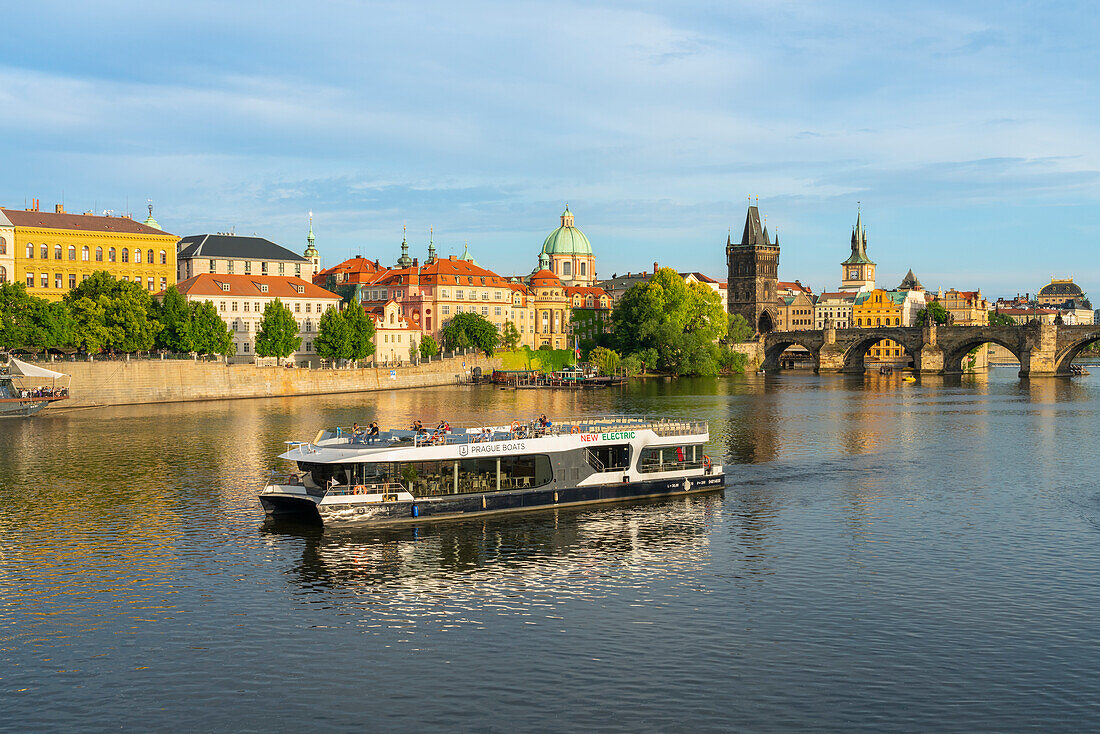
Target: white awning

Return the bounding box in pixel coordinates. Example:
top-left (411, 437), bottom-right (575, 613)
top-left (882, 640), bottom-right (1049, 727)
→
top-left (8, 357), bottom-right (67, 379)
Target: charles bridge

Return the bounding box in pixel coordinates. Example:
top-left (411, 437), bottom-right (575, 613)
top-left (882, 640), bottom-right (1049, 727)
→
top-left (760, 323), bottom-right (1100, 377)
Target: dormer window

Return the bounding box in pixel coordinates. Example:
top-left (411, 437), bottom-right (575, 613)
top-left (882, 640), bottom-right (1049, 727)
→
top-left (295, 285), bottom-right (305, 294)
top-left (220, 282), bottom-right (231, 292)
top-left (259, 284), bottom-right (269, 293)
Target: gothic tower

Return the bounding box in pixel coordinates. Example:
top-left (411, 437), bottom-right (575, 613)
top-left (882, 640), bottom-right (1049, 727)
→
top-left (839, 208), bottom-right (875, 292)
top-left (727, 206), bottom-right (780, 334)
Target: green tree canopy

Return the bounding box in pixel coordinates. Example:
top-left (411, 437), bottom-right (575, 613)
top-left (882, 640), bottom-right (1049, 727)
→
top-left (189, 301), bottom-right (235, 356)
top-left (440, 312), bottom-right (500, 355)
top-left (0, 282), bottom-right (73, 349)
top-left (915, 301), bottom-right (951, 327)
top-left (727, 313), bottom-right (754, 343)
top-left (64, 271), bottom-right (159, 352)
top-left (419, 334), bottom-right (439, 358)
top-left (255, 298), bottom-right (301, 363)
top-left (500, 320), bottom-right (521, 351)
top-left (314, 305), bottom-right (352, 362)
top-left (588, 346), bottom-right (621, 375)
top-left (343, 302), bottom-right (376, 363)
top-left (988, 310), bottom-right (1016, 326)
top-left (153, 286), bottom-right (193, 352)
top-left (611, 268), bottom-right (728, 376)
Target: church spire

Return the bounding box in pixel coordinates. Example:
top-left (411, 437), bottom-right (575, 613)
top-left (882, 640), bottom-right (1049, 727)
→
top-left (397, 224), bottom-right (412, 268)
top-left (428, 226), bottom-right (436, 263)
top-left (303, 210), bottom-right (320, 276)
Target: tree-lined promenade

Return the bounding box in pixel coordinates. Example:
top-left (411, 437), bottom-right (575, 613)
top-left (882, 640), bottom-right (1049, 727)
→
top-left (0, 267), bottom-right (746, 376)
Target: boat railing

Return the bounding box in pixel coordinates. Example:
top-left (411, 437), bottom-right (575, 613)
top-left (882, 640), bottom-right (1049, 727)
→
top-left (323, 481), bottom-right (409, 500)
top-left (313, 416), bottom-right (708, 449)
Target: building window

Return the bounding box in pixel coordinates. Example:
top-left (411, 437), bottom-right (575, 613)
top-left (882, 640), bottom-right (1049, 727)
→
top-left (0, 237), bottom-right (5, 255)
top-left (148, 277), bottom-right (154, 291)
top-left (26, 244), bottom-right (33, 259)
top-left (107, 247), bottom-right (116, 263)
top-left (52, 244), bottom-right (61, 260)
top-left (278, 262), bottom-right (285, 275)
top-left (295, 264), bottom-right (301, 276)
top-left (27, 273), bottom-right (34, 287)
top-left (66, 245), bottom-right (75, 260)
top-left (261, 262), bottom-right (268, 274)
top-left (481, 306), bottom-right (489, 315)
top-left (40, 245), bottom-right (48, 259)
top-left (254, 302), bottom-right (260, 311)
top-left (82, 246), bottom-right (90, 262)
top-left (442, 305), bottom-right (450, 314)
top-left (220, 302), bottom-right (226, 312)
top-left (55, 273), bottom-right (63, 289)
top-left (0, 266), bottom-right (5, 283)
top-left (69, 274), bottom-right (77, 289)
top-left (244, 262), bottom-right (251, 274)
top-left (232, 302), bottom-right (238, 312)
top-left (562, 261), bottom-right (571, 276)
top-left (316, 303), bottom-right (322, 313)
top-left (456, 290), bottom-right (464, 300)
top-left (122, 248), bottom-right (130, 263)
top-left (227, 260), bottom-right (234, 274)
top-left (41, 273), bottom-right (49, 288)
top-left (580, 262), bottom-right (586, 276)
top-left (134, 249), bottom-right (142, 263)
top-left (209, 259), bottom-right (216, 273)
top-left (147, 250), bottom-right (154, 265)
top-left (295, 303), bottom-right (300, 312)
top-left (306, 341), bottom-right (312, 352)
top-left (305, 303), bottom-right (311, 313)
top-left (95, 247), bottom-right (103, 262)
top-left (494, 306), bottom-right (501, 316)
top-left (159, 250), bottom-right (167, 265)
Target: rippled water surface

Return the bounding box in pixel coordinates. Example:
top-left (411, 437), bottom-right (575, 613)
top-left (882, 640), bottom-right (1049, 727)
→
top-left (3, 371), bottom-right (1100, 731)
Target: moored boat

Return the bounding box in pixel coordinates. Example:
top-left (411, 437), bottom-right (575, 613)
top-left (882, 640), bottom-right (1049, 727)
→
top-left (260, 416), bottom-right (725, 525)
top-left (0, 355), bottom-right (70, 418)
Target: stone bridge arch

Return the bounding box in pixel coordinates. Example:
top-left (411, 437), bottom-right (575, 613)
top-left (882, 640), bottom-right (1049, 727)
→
top-left (761, 331), bottom-right (823, 372)
top-left (837, 327), bottom-right (923, 374)
top-left (940, 333), bottom-right (1025, 375)
top-left (1054, 328), bottom-right (1100, 375)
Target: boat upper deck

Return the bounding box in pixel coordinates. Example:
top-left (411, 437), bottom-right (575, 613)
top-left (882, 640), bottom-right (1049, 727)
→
top-left (299, 415), bottom-right (709, 454)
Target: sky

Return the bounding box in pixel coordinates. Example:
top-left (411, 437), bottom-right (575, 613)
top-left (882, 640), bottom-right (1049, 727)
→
top-left (2, 0), bottom-right (1098, 296)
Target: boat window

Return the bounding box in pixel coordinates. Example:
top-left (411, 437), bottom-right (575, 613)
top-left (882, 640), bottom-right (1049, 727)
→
top-left (585, 444), bottom-right (631, 472)
top-left (315, 456), bottom-right (555, 496)
top-left (638, 445), bottom-right (701, 472)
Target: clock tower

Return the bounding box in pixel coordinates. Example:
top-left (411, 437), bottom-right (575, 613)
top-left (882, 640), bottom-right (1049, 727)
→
top-left (839, 208), bottom-right (875, 292)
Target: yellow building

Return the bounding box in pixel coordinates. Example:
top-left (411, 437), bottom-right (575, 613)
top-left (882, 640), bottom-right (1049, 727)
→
top-left (853, 289), bottom-right (908, 361)
top-left (2, 204), bottom-right (177, 301)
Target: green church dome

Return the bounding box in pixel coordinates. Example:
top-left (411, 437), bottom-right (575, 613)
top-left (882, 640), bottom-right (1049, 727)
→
top-left (541, 207), bottom-right (592, 257)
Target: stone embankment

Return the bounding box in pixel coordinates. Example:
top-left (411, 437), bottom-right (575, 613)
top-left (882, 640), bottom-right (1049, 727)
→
top-left (53, 355), bottom-right (500, 409)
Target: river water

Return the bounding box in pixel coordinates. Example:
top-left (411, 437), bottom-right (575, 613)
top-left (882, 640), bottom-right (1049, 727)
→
top-left (2, 371), bottom-right (1100, 732)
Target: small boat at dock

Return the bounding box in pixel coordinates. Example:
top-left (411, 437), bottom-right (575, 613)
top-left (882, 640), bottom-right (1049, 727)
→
top-left (0, 355), bottom-right (70, 418)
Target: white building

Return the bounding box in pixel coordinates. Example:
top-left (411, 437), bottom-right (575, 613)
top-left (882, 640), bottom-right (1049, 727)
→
top-left (173, 273), bottom-right (341, 364)
top-left (176, 233), bottom-right (315, 283)
top-left (814, 291), bottom-right (857, 329)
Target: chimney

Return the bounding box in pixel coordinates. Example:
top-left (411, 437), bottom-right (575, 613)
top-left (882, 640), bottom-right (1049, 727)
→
top-left (413, 257), bottom-right (418, 267)
top-left (449, 255), bottom-right (457, 260)
top-left (55, 204), bottom-right (64, 214)
top-left (653, 262), bottom-right (658, 274)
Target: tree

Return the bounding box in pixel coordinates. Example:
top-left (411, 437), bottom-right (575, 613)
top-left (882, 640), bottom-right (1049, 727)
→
top-left (611, 268), bottom-right (728, 376)
top-left (69, 297), bottom-right (110, 353)
top-left (419, 334), bottom-right (439, 358)
top-left (65, 271), bottom-right (159, 353)
top-left (189, 301), bottom-right (234, 356)
top-left (314, 306), bottom-right (352, 363)
top-left (0, 282), bottom-right (71, 349)
top-left (255, 298), bottom-right (301, 364)
top-left (915, 301), bottom-right (950, 327)
top-left (440, 312), bottom-right (499, 355)
top-left (343, 302), bottom-right (376, 365)
top-left (988, 310), bottom-right (1016, 326)
top-left (500, 320), bottom-right (521, 351)
top-left (727, 313), bottom-right (754, 343)
top-left (588, 346), bottom-right (621, 375)
top-left (153, 286), bottom-right (193, 352)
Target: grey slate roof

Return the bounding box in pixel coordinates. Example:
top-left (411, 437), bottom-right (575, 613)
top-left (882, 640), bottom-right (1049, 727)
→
top-left (1038, 281), bottom-right (1086, 298)
top-left (738, 206), bottom-right (773, 247)
top-left (898, 269), bottom-right (923, 291)
top-left (176, 234), bottom-right (308, 263)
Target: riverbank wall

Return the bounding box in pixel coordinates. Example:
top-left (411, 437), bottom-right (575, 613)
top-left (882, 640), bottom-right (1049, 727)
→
top-left (55, 355), bottom-right (501, 408)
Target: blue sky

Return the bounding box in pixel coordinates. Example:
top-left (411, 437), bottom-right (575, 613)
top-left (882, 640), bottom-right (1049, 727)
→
top-left (2, 1), bottom-right (1097, 296)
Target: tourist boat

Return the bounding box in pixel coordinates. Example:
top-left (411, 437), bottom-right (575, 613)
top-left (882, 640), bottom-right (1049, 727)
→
top-left (260, 416), bottom-right (725, 525)
top-left (0, 355), bottom-right (70, 418)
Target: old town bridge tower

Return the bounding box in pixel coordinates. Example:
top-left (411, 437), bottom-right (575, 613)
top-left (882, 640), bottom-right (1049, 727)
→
top-left (727, 205), bottom-right (780, 334)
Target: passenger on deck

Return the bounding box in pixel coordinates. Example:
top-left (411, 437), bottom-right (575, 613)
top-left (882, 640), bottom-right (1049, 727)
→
top-left (352, 423), bottom-right (365, 442)
top-left (368, 422), bottom-right (380, 444)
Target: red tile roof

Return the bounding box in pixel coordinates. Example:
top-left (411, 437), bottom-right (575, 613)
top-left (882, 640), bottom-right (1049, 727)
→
top-left (530, 269), bottom-right (561, 286)
top-left (2, 208), bottom-right (174, 237)
top-left (173, 273), bottom-right (341, 300)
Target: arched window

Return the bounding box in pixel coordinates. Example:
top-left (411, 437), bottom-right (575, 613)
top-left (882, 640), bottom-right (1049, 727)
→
top-left (108, 247), bottom-right (116, 263)
top-left (895, 317), bottom-right (900, 325)
top-left (82, 246), bottom-right (90, 261)
top-left (148, 249), bottom-right (155, 265)
top-left (134, 249), bottom-right (142, 263)
top-left (54, 244), bottom-right (62, 260)
top-left (586, 296), bottom-right (593, 307)
top-left (95, 247), bottom-right (103, 262)
top-left (857, 318), bottom-right (862, 326)
top-left (26, 244), bottom-right (34, 258)
top-left (68, 245), bottom-right (76, 260)
top-left (0, 236), bottom-right (6, 255)
top-left (875, 317), bottom-right (881, 326)
top-left (580, 262), bottom-right (586, 276)
top-left (121, 248), bottom-right (129, 263)
top-left (160, 250), bottom-right (167, 265)
top-left (40, 245), bottom-right (48, 259)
